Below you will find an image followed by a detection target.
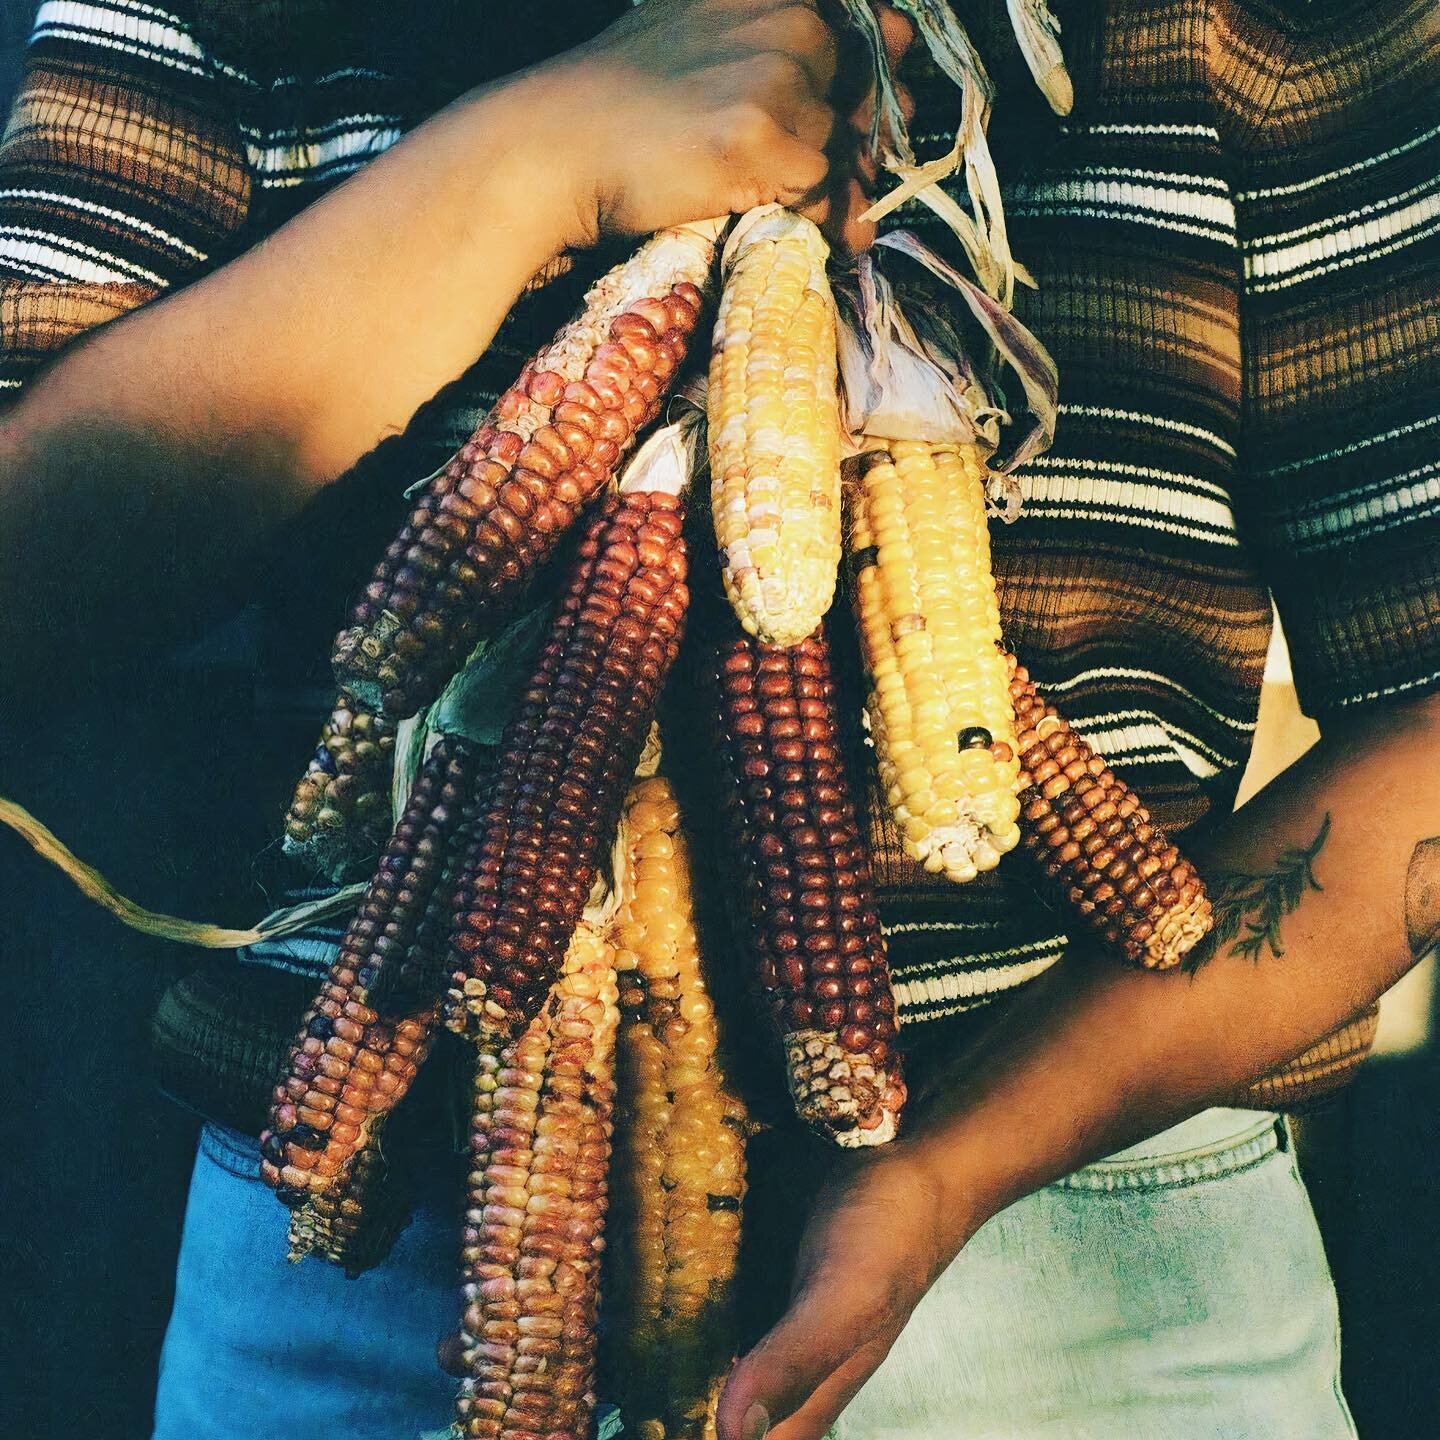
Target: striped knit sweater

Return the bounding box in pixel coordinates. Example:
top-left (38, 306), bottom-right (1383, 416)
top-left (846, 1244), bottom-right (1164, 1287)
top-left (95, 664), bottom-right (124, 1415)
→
top-left (1, 0), bottom-right (1436, 1125)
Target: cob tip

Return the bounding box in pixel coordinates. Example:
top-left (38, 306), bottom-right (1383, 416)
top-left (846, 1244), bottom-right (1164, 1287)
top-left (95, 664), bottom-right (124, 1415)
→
top-left (782, 1028), bottom-right (907, 1147)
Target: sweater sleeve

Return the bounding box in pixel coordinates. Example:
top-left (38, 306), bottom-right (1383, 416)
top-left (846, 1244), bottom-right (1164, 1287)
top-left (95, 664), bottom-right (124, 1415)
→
top-left (0, 0), bottom-right (251, 396)
top-left (1233, 4), bottom-right (1440, 718)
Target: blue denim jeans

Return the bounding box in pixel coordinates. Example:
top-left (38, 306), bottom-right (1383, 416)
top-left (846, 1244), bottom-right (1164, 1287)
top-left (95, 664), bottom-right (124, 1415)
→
top-left (153, 1108), bottom-right (1354, 1439)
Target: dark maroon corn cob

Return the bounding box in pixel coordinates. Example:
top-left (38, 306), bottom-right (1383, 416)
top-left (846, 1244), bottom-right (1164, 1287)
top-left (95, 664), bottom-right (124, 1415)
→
top-left (710, 624), bottom-right (906, 1146)
top-left (260, 737), bottom-right (480, 1206)
top-left (282, 690), bottom-right (397, 879)
top-left (332, 246), bottom-right (710, 721)
top-left (446, 490), bottom-right (690, 1044)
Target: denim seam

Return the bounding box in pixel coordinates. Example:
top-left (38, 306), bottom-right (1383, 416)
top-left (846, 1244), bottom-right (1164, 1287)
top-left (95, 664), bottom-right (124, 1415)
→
top-left (199, 1121), bottom-right (263, 1181)
top-left (1052, 1120), bottom-right (1280, 1192)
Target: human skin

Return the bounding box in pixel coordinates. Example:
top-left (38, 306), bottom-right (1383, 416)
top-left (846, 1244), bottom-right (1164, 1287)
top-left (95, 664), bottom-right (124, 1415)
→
top-left (714, 685), bottom-right (1440, 1440)
top-left (0, 0), bottom-right (912, 684)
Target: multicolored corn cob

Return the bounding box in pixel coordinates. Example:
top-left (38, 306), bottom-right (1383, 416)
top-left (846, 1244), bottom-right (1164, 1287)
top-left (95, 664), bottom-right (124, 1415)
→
top-left (282, 690), bottom-right (397, 879)
top-left (607, 777), bottom-right (749, 1440)
top-left (846, 441), bottom-right (1022, 883)
top-left (709, 209), bottom-right (842, 648)
top-left (711, 623), bottom-right (905, 1145)
top-left (285, 1141), bottom-right (414, 1276)
top-left (1007, 658), bottom-right (1213, 969)
top-left (1238, 1004), bottom-right (1380, 1112)
top-left (333, 225), bottom-right (715, 720)
top-left (455, 922), bottom-right (620, 1440)
top-left (261, 737), bottom-right (480, 1205)
top-left (447, 491), bottom-right (690, 1043)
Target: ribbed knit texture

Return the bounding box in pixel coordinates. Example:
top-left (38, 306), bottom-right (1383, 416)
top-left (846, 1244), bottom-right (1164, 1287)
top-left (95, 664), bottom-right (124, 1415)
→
top-left (1, 0), bottom-right (1435, 1121)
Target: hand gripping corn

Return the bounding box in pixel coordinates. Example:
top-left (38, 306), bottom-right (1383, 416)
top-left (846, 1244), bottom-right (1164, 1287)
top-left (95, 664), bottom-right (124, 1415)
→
top-left (709, 209), bottom-right (843, 648)
top-left (710, 623), bottom-right (906, 1145)
top-left (846, 440), bottom-right (1022, 884)
top-left (1007, 658), bottom-right (1213, 969)
top-left (607, 777), bottom-right (749, 1440)
top-left (333, 224), bottom-right (715, 720)
top-left (455, 922), bottom-right (620, 1440)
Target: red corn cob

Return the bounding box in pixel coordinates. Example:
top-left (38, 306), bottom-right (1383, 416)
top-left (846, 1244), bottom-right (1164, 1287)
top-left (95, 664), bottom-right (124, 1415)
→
top-left (260, 737), bottom-right (480, 1206)
top-left (333, 226), bottom-right (715, 720)
top-left (455, 923), bottom-right (620, 1440)
top-left (446, 490), bottom-right (690, 1044)
top-left (1007, 657), bottom-right (1213, 969)
top-left (282, 689), bottom-right (397, 879)
top-left (711, 623), bottom-right (906, 1146)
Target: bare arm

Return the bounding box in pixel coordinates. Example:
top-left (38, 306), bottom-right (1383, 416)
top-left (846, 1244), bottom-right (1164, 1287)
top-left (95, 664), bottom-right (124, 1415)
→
top-left (0, 0), bottom-right (896, 674)
top-left (716, 687), bottom-right (1440, 1440)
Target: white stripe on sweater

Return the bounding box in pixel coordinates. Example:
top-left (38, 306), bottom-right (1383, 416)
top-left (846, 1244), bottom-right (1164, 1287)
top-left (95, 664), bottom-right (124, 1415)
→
top-left (1040, 667), bottom-right (1257, 732)
top-left (0, 227), bottom-right (165, 285)
top-left (1060, 404), bottom-right (1237, 459)
top-left (1236, 120), bottom-right (1440, 200)
top-left (1283, 464), bottom-right (1440, 550)
top-left (1008, 175), bottom-right (1236, 235)
top-left (1245, 173), bottom-right (1440, 251)
top-left (245, 126), bottom-right (404, 182)
top-left (0, 188), bottom-right (206, 260)
top-left (33, 0), bottom-right (206, 73)
top-left (893, 952), bottom-right (1063, 1009)
top-left (1245, 190), bottom-right (1440, 288)
top-left (1261, 412), bottom-right (1440, 478)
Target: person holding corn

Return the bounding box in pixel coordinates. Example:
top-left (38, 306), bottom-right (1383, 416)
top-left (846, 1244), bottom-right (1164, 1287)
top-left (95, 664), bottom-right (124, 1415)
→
top-left (1, 1), bottom-right (1436, 1438)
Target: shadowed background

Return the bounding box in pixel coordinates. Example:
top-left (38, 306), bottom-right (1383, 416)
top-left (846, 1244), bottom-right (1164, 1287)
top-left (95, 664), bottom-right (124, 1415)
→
top-left (0, 5), bottom-right (1435, 1435)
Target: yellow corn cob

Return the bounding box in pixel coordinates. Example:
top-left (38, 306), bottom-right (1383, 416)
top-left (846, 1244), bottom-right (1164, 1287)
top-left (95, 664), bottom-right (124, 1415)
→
top-left (456, 921), bottom-right (620, 1440)
top-left (608, 777), bottom-right (749, 1440)
top-left (709, 208), bottom-right (842, 648)
top-left (847, 441), bottom-right (1021, 883)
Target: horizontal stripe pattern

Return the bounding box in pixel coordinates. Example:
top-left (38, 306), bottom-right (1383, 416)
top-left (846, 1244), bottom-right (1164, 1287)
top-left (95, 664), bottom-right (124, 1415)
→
top-left (0, 0), bottom-right (1436, 1083)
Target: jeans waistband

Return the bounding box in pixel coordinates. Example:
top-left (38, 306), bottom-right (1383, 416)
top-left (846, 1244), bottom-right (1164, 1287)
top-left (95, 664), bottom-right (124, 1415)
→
top-left (1055, 1109), bottom-right (1284, 1193)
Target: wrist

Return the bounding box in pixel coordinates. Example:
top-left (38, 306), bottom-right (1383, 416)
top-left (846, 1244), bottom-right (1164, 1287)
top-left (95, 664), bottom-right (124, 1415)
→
top-left (452, 64), bottom-right (604, 257)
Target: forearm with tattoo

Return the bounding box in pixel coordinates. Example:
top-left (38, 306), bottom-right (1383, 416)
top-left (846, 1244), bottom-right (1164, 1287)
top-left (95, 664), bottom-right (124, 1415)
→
top-left (1184, 815), bottom-right (1331, 971)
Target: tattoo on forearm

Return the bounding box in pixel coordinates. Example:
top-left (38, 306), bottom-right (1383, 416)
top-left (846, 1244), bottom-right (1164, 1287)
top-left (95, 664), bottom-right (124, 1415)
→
top-left (1405, 837), bottom-right (1440, 960)
top-left (1183, 814), bottom-right (1331, 972)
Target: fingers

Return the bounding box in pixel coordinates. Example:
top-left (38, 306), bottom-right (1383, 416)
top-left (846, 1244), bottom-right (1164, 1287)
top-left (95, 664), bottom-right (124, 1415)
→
top-left (875, 3), bottom-right (915, 69)
top-left (736, 2), bottom-right (840, 92)
top-left (715, 1266), bottom-right (902, 1440)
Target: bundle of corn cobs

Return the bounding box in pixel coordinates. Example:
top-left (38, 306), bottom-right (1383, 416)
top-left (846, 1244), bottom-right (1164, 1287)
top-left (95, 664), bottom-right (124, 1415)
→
top-left (261, 6), bottom-right (1222, 1437)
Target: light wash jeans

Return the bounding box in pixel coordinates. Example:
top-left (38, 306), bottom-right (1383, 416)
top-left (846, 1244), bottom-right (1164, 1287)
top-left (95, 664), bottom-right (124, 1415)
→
top-left (153, 1108), bottom-right (1355, 1440)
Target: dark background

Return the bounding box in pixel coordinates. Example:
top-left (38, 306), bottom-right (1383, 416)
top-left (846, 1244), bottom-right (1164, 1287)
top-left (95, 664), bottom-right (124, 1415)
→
top-left (0, 4), bottom-right (1437, 1436)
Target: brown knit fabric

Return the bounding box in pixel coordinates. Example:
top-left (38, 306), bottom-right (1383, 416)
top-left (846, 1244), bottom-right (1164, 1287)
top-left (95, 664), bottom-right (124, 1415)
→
top-left (2, 0), bottom-right (1434, 1121)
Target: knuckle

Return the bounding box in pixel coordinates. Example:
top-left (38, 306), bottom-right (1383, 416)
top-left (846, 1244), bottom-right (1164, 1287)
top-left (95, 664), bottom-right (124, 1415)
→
top-left (759, 48), bottom-right (810, 92)
top-left (719, 99), bottom-right (777, 158)
top-left (785, 2), bottom-right (832, 53)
